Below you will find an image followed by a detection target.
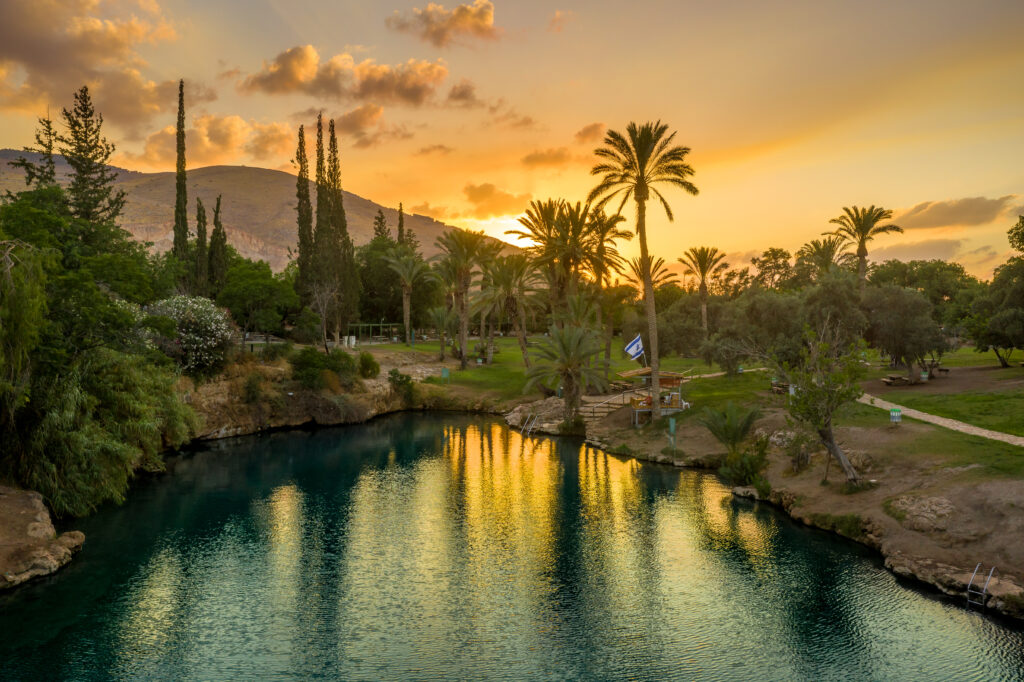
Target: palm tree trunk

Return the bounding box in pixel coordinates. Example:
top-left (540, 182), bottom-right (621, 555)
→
top-left (439, 327), bottom-right (446, 361)
top-left (636, 198), bottom-right (661, 419)
top-left (516, 305), bottom-right (531, 369)
top-left (486, 314), bottom-right (495, 364)
top-left (403, 288), bottom-right (412, 346)
top-left (458, 283), bottom-right (469, 370)
top-left (857, 246), bottom-right (867, 290)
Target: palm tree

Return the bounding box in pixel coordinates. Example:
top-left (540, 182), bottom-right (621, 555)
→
top-left (589, 121), bottom-right (698, 419)
top-left (584, 210), bottom-right (631, 379)
top-left (426, 305), bottom-right (452, 361)
top-left (435, 229), bottom-right (487, 369)
top-left (384, 247), bottom-right (433, 346)
top-left (827, 205), bottom-right (902, 287)
top-left (697, 401), bottom-right (761, 456)
top-left (525, 325), bottom-right (608, 423)
top-left (478, 254), bottom-right (541, 368)
top-left (627, 255), bottom-right (679, 295)
top-left (507, 199), bottom-right (562, 317)
top-left (796, 235), bottom-right (855, 280)
top-left (678, 246), bottom-right (728, 331)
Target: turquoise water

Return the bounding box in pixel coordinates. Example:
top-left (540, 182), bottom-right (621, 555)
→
top-left (1, 413), bottom-right (1022, 680)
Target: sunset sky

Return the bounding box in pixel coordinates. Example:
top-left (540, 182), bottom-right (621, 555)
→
top-left (2, 0), bottom-right (1023, 276)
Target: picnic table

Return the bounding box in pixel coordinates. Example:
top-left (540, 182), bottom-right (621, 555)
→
top-left (881, 374), bottom-right (911, 386)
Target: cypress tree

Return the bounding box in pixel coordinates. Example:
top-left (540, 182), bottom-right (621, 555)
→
top-left (172, 80), bottom-right (189, 260)
top-left (328, 119), bottom-right (360, 338)
top-left (58, 85), bottom-right (126, 224)
top-left (294, 124), bottom-right (313, 303)
top-left (397, 202), bottom-right (405, 244)
top-left (208, 195), bottom-right (228, 297)
top-left (314, 113), bottom-right (327, 238)
top-left (194, 197), bottom-right (208, 296)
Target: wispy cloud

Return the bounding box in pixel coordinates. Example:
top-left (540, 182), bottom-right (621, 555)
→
top-left (895, 195), bottom-right (1021, 229)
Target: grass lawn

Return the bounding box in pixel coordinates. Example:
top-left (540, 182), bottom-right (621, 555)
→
top-left (834, 402), bottom-right (1024, 478)
top-left (880, 389), bottom-right (1024, 437)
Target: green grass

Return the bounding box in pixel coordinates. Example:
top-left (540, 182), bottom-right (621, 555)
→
top-left (881, 389), bottom-right (1024, 437)
top-left (835, 401), bottom-right (1024, 478)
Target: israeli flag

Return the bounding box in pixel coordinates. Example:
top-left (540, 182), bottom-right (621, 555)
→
top-left (624, 334), bottom-right (644, 360)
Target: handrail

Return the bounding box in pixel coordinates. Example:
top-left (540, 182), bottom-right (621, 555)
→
top-left (581, 387), bottom-right (646, 418)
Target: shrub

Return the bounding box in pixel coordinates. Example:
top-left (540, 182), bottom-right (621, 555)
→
top-left (259, 342), bottom-right (293, 362)
top-left (388, 368), bottom-right (414, 405)
top-left (242, 372), bottom-right (263, 404)
top-left (148, 295), bottom-right (235, 376)
top-left (291, 347), bottom-right (357, 390)
top-left (719, 434), bottom-right (770, 487)
top-left (358, 351), bottom-right (380, 378)
top-left (785, 429), bottom-right (818, 473)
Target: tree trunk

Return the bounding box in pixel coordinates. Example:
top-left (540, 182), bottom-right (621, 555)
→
top-left (438, 327), bottom-right (445, 361)
top-left (857, 246), bottom-right (867, 290)
top-left (604, 323), bottom-right (613, 383)
top-left (516, 305), bottom-right (531, 369)
top-left (636, 198), bottom-right (661, 418)
top-left (402, 288), bottom-right (411, 346)
top-left (486, 314), bottom-right (495, 364)
top-left (817, 423), bottom-right (859, 481)
top-left (458, 282), bottom-right (469, 370)
top-left (563, 374), bottom-right (579, 423)
top-left (993, 348), bottom-right (1010, 368)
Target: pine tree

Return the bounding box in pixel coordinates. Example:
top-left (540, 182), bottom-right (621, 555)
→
top-left (58, 86), bottom-right (126, 224)
top-left (294, 124), bottom-right (314, 303)
top-left (172, 80), bottom-right (189, 260)
top-left (194, 197), bottom-right (208, 296)
top-left (397, 202), bottom-right (405, 244)
top-left (10, 114), bottom-right (58, 190)
top-left (372, 209), bottom-right (390, 239)
top-left (207, 195), bottom-right (228, 297)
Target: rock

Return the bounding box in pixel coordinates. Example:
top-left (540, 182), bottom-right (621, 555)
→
top-left (0, 486), bottom-right (85, 590)
top-left (890, 495), bottom-right (954, 532)
top-left (733, 486), bottom-right (760, 500)
top-left (504, 397), bottom-right (566, 435)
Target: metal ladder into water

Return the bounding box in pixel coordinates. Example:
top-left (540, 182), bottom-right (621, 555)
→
top-left (966, 563), bottom-right (996, 608)
top-left (522, 414), bottom-right (539, 437)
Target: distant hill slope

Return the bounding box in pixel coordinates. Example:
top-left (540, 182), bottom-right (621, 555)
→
top-left (0, 149), bottom-right (476, 270)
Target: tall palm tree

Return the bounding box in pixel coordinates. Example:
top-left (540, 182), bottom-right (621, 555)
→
top-left (589, 121), bottom-right (698, 418)
top-left (384, 247), bottom-right (433, 346)
top-left (678, 246), bottom-right (728, 331)
top-left (627, 255), bottom-right (679, 295)
top-left (478, 254), bottom-right (541, 368)
top-left (796, 235), bottom-right (855, 280)
top-left (525, 325), bottom-right (608, 423)
top-left (827, 205), bottom-right (902, 287)
top-left (435, 229), bottom-right (487, 369)
top-left (584, 210), bottom-right (631, 379)
top-left (507, 199), bottom-right (562, 316)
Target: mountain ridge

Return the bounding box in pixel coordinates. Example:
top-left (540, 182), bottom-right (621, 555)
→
top-left (0, 149), bottom-right (477, 270)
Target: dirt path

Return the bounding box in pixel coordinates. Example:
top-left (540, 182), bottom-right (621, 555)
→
top-left (859, 393), bottom-right (1024, 447)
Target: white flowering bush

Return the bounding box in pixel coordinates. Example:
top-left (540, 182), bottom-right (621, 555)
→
top-left (148, 296), bottom-right (236, 375)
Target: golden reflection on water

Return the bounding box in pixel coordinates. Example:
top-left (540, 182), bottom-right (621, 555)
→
top-left (265, 484), bottom-right (304, 648)
top-left (116, 547), bottom-right (182, 658)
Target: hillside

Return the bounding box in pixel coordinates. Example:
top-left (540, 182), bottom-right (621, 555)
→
top-left (0, 150), bottom-right (470, 270)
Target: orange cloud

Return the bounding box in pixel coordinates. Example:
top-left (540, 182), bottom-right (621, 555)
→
top-left (574, 122), bottom-right (604, 144)
top-left (386, 0), bottom-right (500, 48)
top-left (124, 114), bottom-right (293, 168)
top-left (896, 195), bottom-right (1022, 230)
top-left (239, 45), bottom-right (448, 106)
top-left (548, 10), bottom-right (574, 33)
top-left (521, 147), bottom-right (573, 167)
top-left (446, 78), bottom-right (483, 107)
top-left (463, 182), bottom-right (530, 218)
top-left (416, 144), bottom-right (454, 155)
top-left (335, 104), bottom-right (384, 134)
top-left (410, 202), bottom-right (451, 219)
top-left (0, 0), bottom-right (189, 133)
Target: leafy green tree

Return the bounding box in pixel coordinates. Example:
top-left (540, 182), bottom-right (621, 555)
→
top-left (1010, 215), bottom-right (1024, 253)
top-left (358, 228), bottom-right (402, 324)
top-left (207, 195), bottom-right (228, 297)
top-left (217, 260), bottom-right (298, 342)
top-left (294, 124), bottom-right (314, 303)
top-left (863, 285), bottom-right (945, 379)
top-left (525, 325), bottom-right (607, 423)
top-left (589, 120), bottom-right (698, 419)
top-left (750, 248), bottom-right (793, 290)
top-left (782, 326), bottom-right (866, 482)
top-left (373, 209), bottom-right (390, 239)
top-left (827, 205), bottom-right (902, 286)
top-left (173, 80), bottom-right (189, 261)
top-left (678, 246), bottom-right (728, 331)
top-left (384, 247), bottom-right (433, 345)
top-left (964, 257), bottom-right (1024, 367)
top-left (0, 236), bottom-right (47, 422)
top-left (869, 259), bottom-right (979, 324)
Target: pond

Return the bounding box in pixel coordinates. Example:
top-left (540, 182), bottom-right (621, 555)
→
top-left (2, 413), bottom-right (1022, 680)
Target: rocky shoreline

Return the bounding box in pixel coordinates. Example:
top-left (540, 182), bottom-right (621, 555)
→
top-left (0, 487), bottom-right (85, 590)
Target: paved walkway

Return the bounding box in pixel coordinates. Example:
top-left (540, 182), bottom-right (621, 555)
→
top-left (859, 393), bottom-right (1024, 448)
